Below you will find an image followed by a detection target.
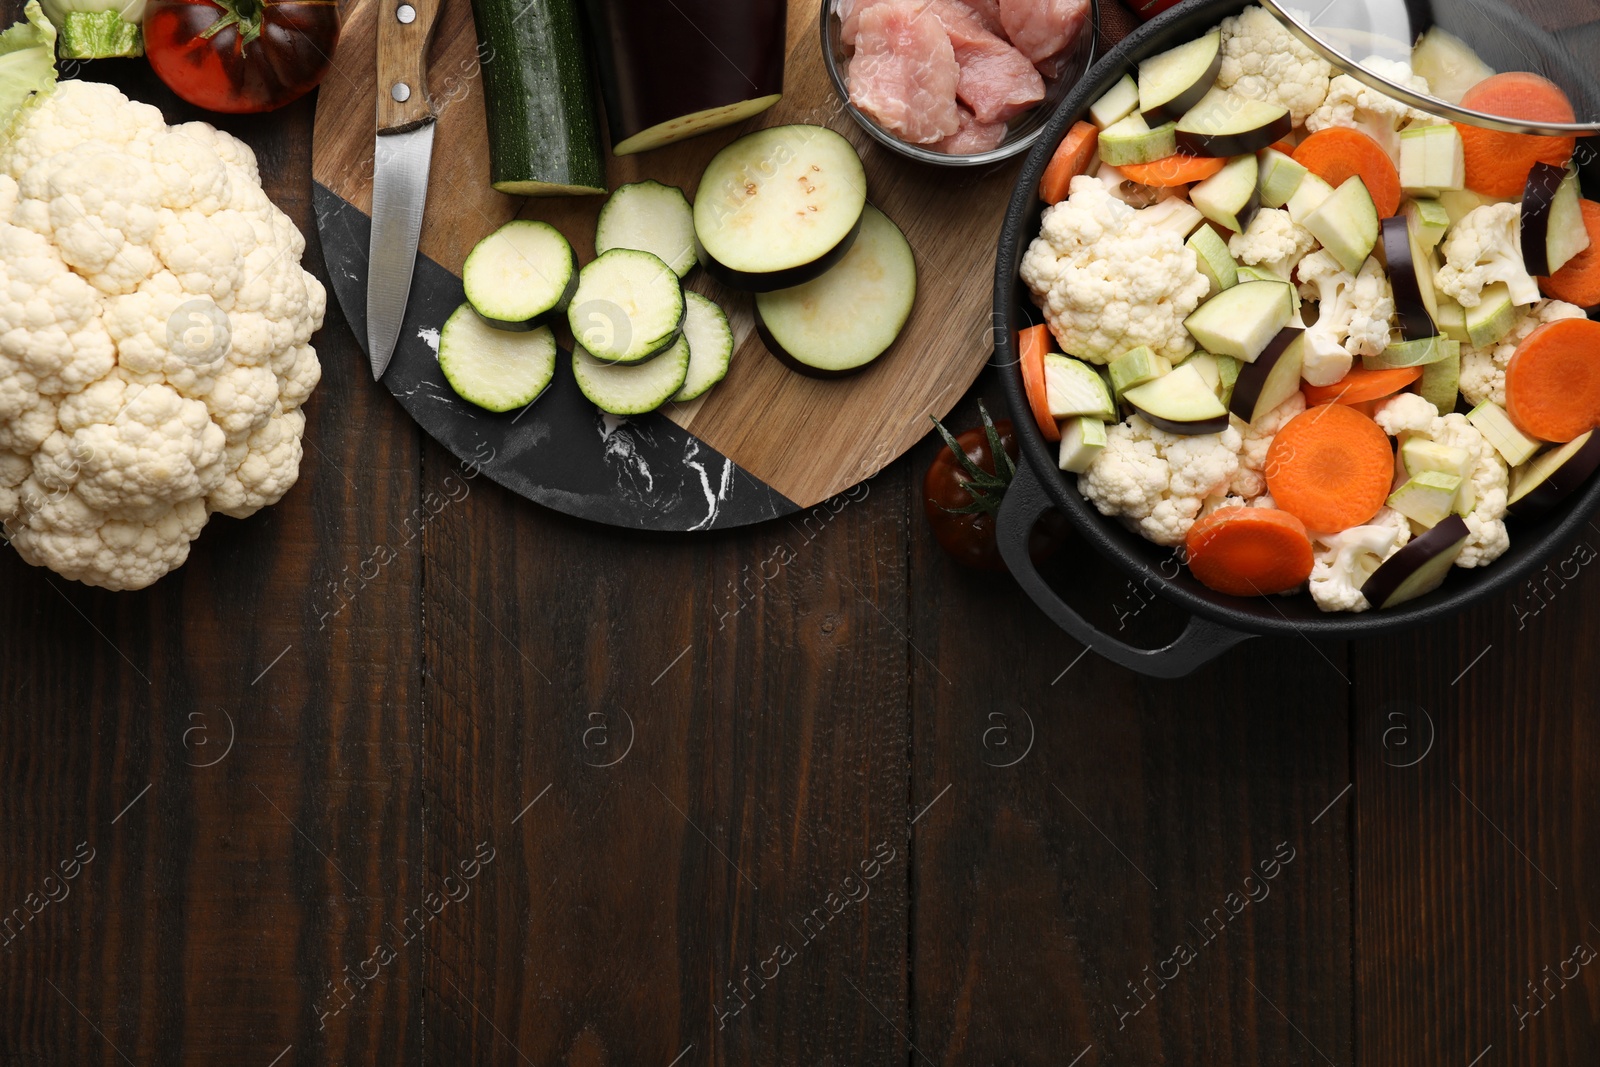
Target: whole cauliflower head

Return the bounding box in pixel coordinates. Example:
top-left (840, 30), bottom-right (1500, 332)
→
top-left (1435, 202), bottom-right (1540, 308)
top-left (1216, 5), bottom-right (1334, 125)
top-left (0, 80), bottom-right (325, 590)
top-left (1459, 298), bottom-right (1587, 407)
top-left (1228, 208), bottom-right (1317, 281)
top-left (1306, 57), bottom-right (1438, 161)
top-left (1078, 415), bottom-right (1242, 546)
top-left (1022, 175), bottom-right (1210, 365)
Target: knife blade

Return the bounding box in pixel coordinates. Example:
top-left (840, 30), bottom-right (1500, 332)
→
top-left (366, 0), bottom-right (443, 381)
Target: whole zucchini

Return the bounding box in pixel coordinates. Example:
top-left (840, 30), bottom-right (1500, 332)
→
top-left (580, 0), bottom-right (787, 156)
top-left (468, 0), bottom-right (605, 195)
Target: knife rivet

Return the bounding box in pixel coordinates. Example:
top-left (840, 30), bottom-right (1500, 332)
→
top-left (396, 3), bottom-right (416, 21)
top-left (391, 82), bottom-right (412, 102)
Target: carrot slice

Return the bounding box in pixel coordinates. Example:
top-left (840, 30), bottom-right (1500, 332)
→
top-left (1540, 199), bottom-right (1600, 308)
top-left (1017, 324), bottom-right (1060, 442)
top-left (1504, 318), bottom-right (1600, 442)
top-left (1115, 154), bottom-right (1226, 187)
top-left (1039, 121), bottom-right (1099, 205)
top-left (1456, 73), bottom-right (1577, 197)
top-left (1265, 403), bottom-right (1395, 532)
top-left (1185, 507), bottom-right (1315, 597)
top-left (1264, 140), bottom-right (1297, 156)
top-left (1300, 366), bottom-right (1422, 407)
top-left (1292, 127), bottom-right (1401, 218)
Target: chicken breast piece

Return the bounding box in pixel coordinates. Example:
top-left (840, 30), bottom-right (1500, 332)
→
top-left (941, 5), bottom-right (1044, 123)
top-left (999, 0), bottom-right (1090, 66)
top-left (848, 1), bottom-right (963, 144)
top-left (930, 106), bottom-right (1009, 154)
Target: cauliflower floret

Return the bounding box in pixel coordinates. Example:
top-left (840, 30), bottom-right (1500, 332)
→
top-left (1079, 415), bottom-right (1242, 546)
top-left (1373, 391), bottom-right (1440, 436)
top-left (1435, 202), bottom-right (1540, 308)
top-left (1296, 250), bottom-right (1395, 385)
top-left (0, 80), bottom-right (324, 591)
top-left (1228, 208), bottom-right (1317, 280)
top-left (1216, 6), bottom-right (1334, 125)
top-left (1308, 506), bottom-right (1412, 612)
top-left (1459, 299), bottom-right (1587, 406)
top-left (1305, 57), bottom-right (1437, 162)
top-left (1021, 175), bottom-right (1210, 364)
top-left (1230, 391), bottom-right (1305, 500)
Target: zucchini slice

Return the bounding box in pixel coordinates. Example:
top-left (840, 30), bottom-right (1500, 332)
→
top-left (566, 248), bottom-right (685, 364)
top-left (467, 0), bottom-right (606, 195)
top-left (595, 180), bottom-right (697, 279)
top-left (693, 124), bottom-right (867, 292)
top-left (572, 337), bottom-right (691, 415)
top-left (671, 291), bottom-right (734, 402)
top-left (755, 205), bottom-right (916, 378)
top-left (462, 220), bottom-right (578, 329)
top-left (438, 304), bottom-right (557, 413)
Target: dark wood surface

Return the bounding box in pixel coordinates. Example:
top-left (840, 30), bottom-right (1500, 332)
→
top-left (3, 6), bottom-right (1600, 1065)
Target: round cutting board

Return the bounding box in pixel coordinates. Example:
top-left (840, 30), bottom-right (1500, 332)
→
top-left (311, 0), bottom-right (1020, 530)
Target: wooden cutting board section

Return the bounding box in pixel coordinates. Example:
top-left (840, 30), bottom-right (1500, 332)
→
top-left (312, 0), bottom-right (1020, 513)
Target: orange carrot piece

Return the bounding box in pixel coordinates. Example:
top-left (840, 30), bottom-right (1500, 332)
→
top-left (1039, 121), bottom-right (1099, 205)
top-left (1456, 72), bottom-right (1577, 197)
top-left (1017, 324), bottom-right (1060, 442)
top-left (1300, 366), bottom-right (1422, 407)
top-left (1185, 507), bottom-right (1315, 597)
top-left (1540, 199), bottom-right (1600, 308)
top-left (1265, 403), bottom-right (1395, 532)
top-left (1264, 139), bottom-right (1297, 156)
top-left (1504, 318), bottom-right (1600, 442)
top-left (1115, 154), bottom-right (1226, 187)
top-left (1292, 127), bottom-right (1401, 218)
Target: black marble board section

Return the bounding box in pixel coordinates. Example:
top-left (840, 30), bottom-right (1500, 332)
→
top-left (312, 183), bottom-right (797, 531)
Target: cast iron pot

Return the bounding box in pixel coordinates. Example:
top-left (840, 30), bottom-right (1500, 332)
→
top-left (994, 0), bottom-right (1600, 678)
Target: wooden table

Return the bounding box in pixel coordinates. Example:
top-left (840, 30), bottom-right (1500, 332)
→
top-left (4, 6), bottom-right (1599, 1064)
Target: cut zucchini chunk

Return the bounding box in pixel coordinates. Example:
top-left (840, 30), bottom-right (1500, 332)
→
top-left (1058, 416), bottom-right (1107, 472)
top-left (1137, 30), bottom-right (1222, 124)
top-left (1188, 225), bottom-right (1238, 297)
top-left (1286, 172), bottom-right (1334, 225)
top-left (1089, 73), bottom-right (1140, 130)
top-left (1405, 197), bottom-right (1451, 248)
top-left (438, 304), bottom-right (557, 413)
top-left (694, 124), bottom-right (867, 291)
top-left (1045, 354), bottom-right (1116, 421)
top-left (572, 337), bottom-right (691, 416)
top-left (1174, 86), bottom-right (1291, 157)
top-left (671, 292), bottom-right (734, 402)
top-left (462, 220), bottom-right (579, 330)
top-left (1419, 349), bottom-right (1461, 415)
top-left (1098, 111), bottom-right (1178, 167)
top-left (1109, 346), bottom-right (1171, 395)
top-left (1363, 336), bottom-right (1457, 370)
top-left (754, 204), bottom-right (915, 377)
top-left (595, 180), bottom-right (698, 278)
top-left (1467, 400), bottom-right (1542, 466)
top-left (1257, 148), bottom-right (1306, 209)
top-left (566, 248), bottom-right (685, 364)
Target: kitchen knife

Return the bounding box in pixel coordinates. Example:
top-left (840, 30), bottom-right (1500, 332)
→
top-left (367, 0), bottom-right (443, 380)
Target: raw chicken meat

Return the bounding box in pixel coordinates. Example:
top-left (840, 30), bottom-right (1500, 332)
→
top-left (848, 1), bottom-right (963, 143)
top-left (999, 0), bottom-right (1090, 66)
top-left (840, 0), bottom-right (1003, 45)
top-left (940, 4), bottom-right (1044, 123)
top-left (958, 0), bottom-right (1005, 36)
top-left (931, 106), bottom-right (1009, 154)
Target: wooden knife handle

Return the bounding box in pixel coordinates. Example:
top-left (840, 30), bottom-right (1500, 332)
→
top-left (375, 0), bottom-right (442, 133)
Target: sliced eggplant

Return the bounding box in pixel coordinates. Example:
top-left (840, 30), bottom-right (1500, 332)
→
top-left (1089, 74), bottom-right (1140, 130)
top-left (1380, 215), bottom-right (1437, 341)
top-left (1360, 514), bottom-right (1470, 609)
top-left (754, 204), bottom-right (915, 378)
top-left (1521, 162), bottom-right (1588, 277)
top-left (462, 221), bottom-right (579, 330)
top-left (582, 0), bottom-right (784, 155)
top-left (1507, 431), bottom-right (1600, 517)
top-left (1190, 153), bottom-right (1260, 233)
top-left (566, 248), bottom-right (686, 364)
top-left (1174, 86), bottom-right (1292, 157)
top-left (1228, 327), bottom-right (1304, 424)
top-left (1301, 176), bottom-right (1379, 274)
top-left (1124, 362), bottom-right (1230, 434)
top-left (1286, 172), bottom-right (1335, 225)
top-left (1410, 27), bottom-right (1494, 104)
top-left (1137, 30), bottom-right (1222, 124)
top-left (1183, 280), bottom-right (1295, 362)
top-left (695, 124), bottom-right (867, 292)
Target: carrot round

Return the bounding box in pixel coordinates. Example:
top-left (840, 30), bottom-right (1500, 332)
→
top-left (1292, 127), bottom-right (1401, 218)
top-left (1116, 153), bottom-right (1226, 187)
top-left (1504, 318), bottom-right (1600, 442)
top-left (1017, 323), bottom-right (1060, 441)
top-left (1300, 366), bottom-right (1422, 407)
top-left (1264, 139), bottom-right (1297, 156)
top-left (1456, 73), bottom-right (1577, 197)
top-left (1185, 507), bottom-right (1314, 597)
top-left (1265, 403), bottom-right (1395, 532)
top-left (1540, 199), bottom-right (1600, 308)
top-left (1039, 121), bottom-right (1099, 205)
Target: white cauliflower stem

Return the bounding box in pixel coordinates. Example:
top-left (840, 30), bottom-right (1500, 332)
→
top-left (1435, 202), bottom-right (1540, 308)
top-left (1079, 415), bottom-right (1242, 546)
top-left (1459, 299), bottom-right (1587, 407)
top-left (1308, 507), bottom-right (1412, 612)
top-left (1216, 6), bottom-right (1334, 125)
top-left (1021, 175), bottom-right (1210, 365)
top-left (0, 80), bottom-right (325, 590)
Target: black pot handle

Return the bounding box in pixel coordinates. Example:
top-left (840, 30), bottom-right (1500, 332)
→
top-left (997, 459), bottom-right (1254, 679)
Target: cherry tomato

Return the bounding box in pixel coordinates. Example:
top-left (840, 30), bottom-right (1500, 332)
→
top-left (144, 0), bottom-right (341, 114)
top-left (924, 411), bottom-right (1070, 570)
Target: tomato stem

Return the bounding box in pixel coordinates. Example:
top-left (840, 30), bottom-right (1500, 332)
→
top-left (200, 0), bottom-right (265, 44)
top-left (930, 401), bottom-right (1013, 518)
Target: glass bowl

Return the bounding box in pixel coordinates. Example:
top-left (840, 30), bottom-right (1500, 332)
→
top-left (819, 0), bottom-right (1101, 166)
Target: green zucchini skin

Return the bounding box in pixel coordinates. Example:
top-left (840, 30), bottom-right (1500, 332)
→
top-left (468, 0), bottom-right (606, 195)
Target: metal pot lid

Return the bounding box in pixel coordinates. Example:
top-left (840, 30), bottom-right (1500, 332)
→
top-left (1259, 0), bottom-right (1600, 134)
